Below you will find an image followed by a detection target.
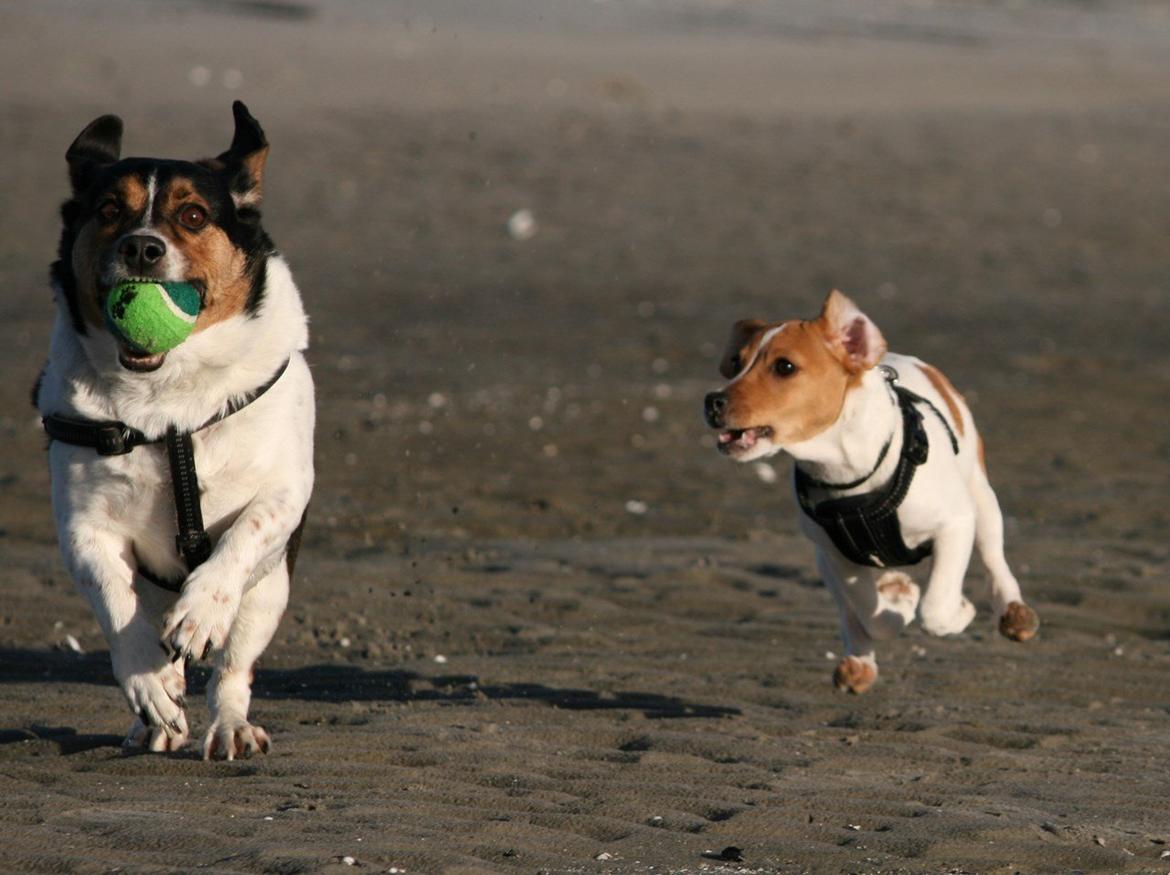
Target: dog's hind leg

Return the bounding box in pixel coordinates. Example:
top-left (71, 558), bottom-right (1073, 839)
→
top-left (968, 446), bottom-right (1039, 641)
top-left (202, 562), bottom-right (289, 760)
top-left (817, 550), bottom-right (879, 694)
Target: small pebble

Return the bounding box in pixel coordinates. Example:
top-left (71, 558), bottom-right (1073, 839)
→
top-left (433, 654), bottom-right (448, 664)
top-left (625, 500), bottom-right (648, 515)
top-left (595, 851), bottom-right (613, 860)
top-left (753, 462), bottom-right (777, 484)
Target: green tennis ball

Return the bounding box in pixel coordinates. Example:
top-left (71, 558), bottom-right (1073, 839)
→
top-left (104, 280), bottom-right (201, 355)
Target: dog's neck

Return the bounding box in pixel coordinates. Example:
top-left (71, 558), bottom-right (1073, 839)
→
top-left (784, 366), bottom-right (901, 491)
top-left (46, 255), bottom-right (308, 438)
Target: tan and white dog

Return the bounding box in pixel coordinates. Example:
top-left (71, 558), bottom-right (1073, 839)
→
top-left (704, 291), bottom-right (1038, 693)
top-left (34, 103), bottom-right (314, 756)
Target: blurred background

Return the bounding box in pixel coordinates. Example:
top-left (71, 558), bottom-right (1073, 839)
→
top-left (1, 3), bottom-right (1169, 870)
top-left (3, 0), bottom-right (1168, 552)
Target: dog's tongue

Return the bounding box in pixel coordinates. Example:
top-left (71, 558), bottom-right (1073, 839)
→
top-left (720, 428), bottom-right (759, 449)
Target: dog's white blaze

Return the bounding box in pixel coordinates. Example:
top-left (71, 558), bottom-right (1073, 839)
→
top-left (145, 172), bottom-right (157, 219)
top-left (730, 323), bottom-right (788, 384)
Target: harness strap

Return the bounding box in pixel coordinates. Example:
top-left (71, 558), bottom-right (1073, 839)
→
top-left (166, 427), bottom-right (213, 570)
top-left (794, 376), bottom-right (958, 569)
top-left (42, 359), bottom-right (290, 586)
top-left (41, 416), bottom-right (156, 457)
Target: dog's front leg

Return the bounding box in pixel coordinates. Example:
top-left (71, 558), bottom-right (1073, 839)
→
top-left (918, 516), bottom-right (977, 637)
top-left (63, 527), bottom-right (188, 749)
top-left (161, 490), bottom-right (306, 661)
top-left (817, 550), bottom-right (879, 694)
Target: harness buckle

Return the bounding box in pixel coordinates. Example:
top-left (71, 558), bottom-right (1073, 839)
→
top-left (94, 424), bottom-right (133, 456)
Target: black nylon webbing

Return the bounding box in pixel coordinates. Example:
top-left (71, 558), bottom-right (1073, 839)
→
top-left (165, 426), bottom-right (213, 571)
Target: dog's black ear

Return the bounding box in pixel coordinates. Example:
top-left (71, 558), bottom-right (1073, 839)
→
top-left (66, 115), bottom-right (122, 192)
top-left (215, 100), bottom-right (269, 207)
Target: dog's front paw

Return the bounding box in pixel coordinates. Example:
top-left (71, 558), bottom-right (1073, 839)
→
top-left (998, 601), bottom-right (1039, 642)
top-left (122, 668), bottom-right (188, 750)
top-left (162, 577), bottom-right (240, 661)
top-left (920, 596), bottom-right (976, 637)
top-left (123, 715), bottom-right (188, 753)
top-left (203, 719), bottom-right (271, 761)
top-left (833, 656), bottom-right (878, 694)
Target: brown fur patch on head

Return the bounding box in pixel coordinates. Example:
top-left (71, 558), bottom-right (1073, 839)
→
top-left (918, 362), bottom-right (966, 437)
top-left (69, 174), bottom-right (154, 330)
top-left (977, 433), bottom-right (987, 474)
top-left (719, 319), bottom-right (780, 378)
top-left (154, 175), bottom-right (253, 329)
top-left (719, 319), bottom-right (853, 445)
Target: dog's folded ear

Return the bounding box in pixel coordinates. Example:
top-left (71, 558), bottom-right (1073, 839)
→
top-left (66, 115), bottom-right (122, 192)
top-left (816, 290), bottom-right (887, 373)
top-left (214, 100), bottom-right (270, 208)
top-left (719, 318), bottom-right (769, 378)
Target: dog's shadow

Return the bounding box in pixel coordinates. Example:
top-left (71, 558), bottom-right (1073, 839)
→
top-left (0, 648), bottom-right (739, 754)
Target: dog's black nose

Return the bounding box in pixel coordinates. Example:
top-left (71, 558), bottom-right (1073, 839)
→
top-left (118, 234), bottom-right (167, 273)
top-left (704, 391), bottom-right (728, 428)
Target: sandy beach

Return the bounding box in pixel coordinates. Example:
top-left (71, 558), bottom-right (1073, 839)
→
top-left (1, 1), bottom-right (1169, 872)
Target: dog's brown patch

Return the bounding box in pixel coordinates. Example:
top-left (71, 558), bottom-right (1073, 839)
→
top-left (999, 601), bottom-right (1039, 642)
top-left (833, 656), bottom-right (877, 694)
top-left (719, 319), bottom-right (782, 379)
top-left (69, 174), bottom-right (154, 330)
top-left (977, 433), bottom-right (988, 474)
top-left (154, 176), bottom-right (253, 329)
top-left (720, 319), bottom-right (854, 446)
top-left (917, 362), bottom-right (965, 437)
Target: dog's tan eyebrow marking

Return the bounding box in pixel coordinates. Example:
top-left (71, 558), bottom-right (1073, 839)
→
top-left (115, 175), bottom-right (149, 215)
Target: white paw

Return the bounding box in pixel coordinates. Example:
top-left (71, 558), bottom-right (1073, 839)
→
top-left (162, 575), bottom-right (240, 661)
top-left (203, 719), bottom-right (271, 761)
top-left (121, 666), bottom-right (188, 748)
top-left (920, 596), bottom-right (976, 637)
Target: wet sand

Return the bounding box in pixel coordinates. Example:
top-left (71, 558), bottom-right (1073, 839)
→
top-left (1, 1), bottom-right (1169, 872)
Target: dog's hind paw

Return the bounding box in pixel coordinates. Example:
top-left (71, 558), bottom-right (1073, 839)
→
top-left (833, 656), bottom-right (878, 694)
top-left (998, 601), bottom-right (1039, 642)
top-left (203, 720), bottom-right (271, 761)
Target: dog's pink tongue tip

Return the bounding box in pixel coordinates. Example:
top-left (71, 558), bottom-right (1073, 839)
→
top-left (718, 431), bottom-right (734, 444)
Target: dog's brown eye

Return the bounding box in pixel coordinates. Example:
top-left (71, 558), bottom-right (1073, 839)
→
top-left (98, 200), bottom-right (120, 223)
top-left (773, 357), bottom-right (797, 377)
top-left (179, 205), bottom-right (208, 230)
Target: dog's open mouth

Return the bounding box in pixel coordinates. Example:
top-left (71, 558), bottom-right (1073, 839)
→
top-left (117, 345), bottom-right (166, 373)
top-left (717, 425), bottom-right (774, 455)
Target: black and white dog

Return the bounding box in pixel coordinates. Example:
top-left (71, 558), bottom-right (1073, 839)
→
top-left (34, 102), bottom-right (314, 759)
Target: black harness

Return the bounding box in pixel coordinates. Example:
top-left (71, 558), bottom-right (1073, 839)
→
top-left (794, 368), bottom-right (959, 569)
top-left (42, 360), bottom-right (289, 591)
